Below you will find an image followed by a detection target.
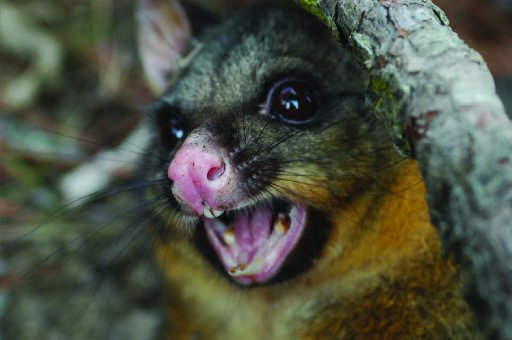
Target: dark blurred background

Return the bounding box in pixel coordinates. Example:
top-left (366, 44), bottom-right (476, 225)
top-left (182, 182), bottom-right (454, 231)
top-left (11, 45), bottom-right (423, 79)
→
top-left (0, 1), bottom-right (164, 339)
top-left (0, 0), bottom-right (511, 339)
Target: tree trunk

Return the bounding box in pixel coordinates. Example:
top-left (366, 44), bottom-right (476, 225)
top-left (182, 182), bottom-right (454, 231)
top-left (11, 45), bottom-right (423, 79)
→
top-left (301, 0), bottom-right (512, 338)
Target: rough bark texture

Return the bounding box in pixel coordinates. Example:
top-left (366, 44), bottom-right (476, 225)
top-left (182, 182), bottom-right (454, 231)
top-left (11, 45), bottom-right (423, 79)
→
top-left (302, 0), bottom-right (512, 338)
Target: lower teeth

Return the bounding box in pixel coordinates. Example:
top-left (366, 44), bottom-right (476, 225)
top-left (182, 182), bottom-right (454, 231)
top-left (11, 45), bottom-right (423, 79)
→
top-left (228, 258), bottom-right (265, 276)
top-left (229, 263), bottom-right (247, 274)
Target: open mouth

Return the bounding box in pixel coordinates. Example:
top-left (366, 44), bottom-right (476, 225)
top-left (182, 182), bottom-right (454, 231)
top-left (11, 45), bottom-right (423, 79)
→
top-left (202, 201), bottom-right (307, 285)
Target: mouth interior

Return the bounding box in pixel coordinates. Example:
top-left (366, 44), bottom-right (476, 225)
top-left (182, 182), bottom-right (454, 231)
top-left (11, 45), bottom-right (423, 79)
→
top-left (202, 201), bottom-right (307, 285)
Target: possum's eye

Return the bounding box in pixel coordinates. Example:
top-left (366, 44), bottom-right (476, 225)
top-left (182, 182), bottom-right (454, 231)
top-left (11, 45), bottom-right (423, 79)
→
top-left (156, 105), bottom-right (186, 151)
top-left (267, 80), bottom-right (315, 124)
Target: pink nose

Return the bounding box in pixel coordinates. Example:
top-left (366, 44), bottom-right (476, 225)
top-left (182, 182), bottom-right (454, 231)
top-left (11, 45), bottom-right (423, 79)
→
top-left (167, 133), bottom-right (231, 216)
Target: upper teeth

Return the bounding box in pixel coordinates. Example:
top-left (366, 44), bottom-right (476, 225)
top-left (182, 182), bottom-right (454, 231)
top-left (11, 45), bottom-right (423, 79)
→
top-left (203, 206), bottom-right (224, 219)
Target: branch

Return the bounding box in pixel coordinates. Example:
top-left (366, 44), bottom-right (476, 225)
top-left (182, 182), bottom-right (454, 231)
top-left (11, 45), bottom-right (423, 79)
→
top-left (305, 0), bottom-right (512, 337)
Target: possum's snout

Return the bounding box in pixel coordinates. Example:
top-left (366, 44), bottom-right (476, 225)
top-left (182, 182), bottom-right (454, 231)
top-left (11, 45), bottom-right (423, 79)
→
top-left (167, 130), bottom-right (309, 285)
top-left (168, 131), bottom-right (239, 218)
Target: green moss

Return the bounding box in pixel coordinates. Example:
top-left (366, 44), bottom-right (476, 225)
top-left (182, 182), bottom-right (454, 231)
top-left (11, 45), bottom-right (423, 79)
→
top-left (298, 0), bottom-right (324, 21)
top-left (371, 78), bottom-right (394, 110)
top-left (298, 0), bottom-right (338, 39)
top-left (370, 76), bottom-right (412, 155)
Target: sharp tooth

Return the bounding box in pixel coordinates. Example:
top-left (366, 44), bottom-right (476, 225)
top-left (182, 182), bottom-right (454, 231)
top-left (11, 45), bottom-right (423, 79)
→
top-left (274, 213), bottom-right (291, 236)
top-left (223, 225), bottom-right (236, 246)
top-left (203, 206), bottom-right (224, 219)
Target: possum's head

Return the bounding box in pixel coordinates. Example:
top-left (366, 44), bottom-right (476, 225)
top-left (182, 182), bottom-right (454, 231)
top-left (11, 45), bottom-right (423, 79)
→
top-left (139, 2), bottom-right (396, 285)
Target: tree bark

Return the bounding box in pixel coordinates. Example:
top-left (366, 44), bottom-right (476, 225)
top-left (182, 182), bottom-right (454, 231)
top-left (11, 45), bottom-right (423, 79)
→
top-left (302, 0), bottom-right (512, 337)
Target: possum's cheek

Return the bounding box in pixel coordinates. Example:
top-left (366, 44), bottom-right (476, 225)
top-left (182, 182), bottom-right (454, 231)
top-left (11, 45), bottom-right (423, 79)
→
top-left (166, 130), bottom-right (308, 285)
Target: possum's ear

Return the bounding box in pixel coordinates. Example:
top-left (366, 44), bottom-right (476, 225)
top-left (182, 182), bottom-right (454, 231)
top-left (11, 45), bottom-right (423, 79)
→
top-left (137, 0), bottom-right (191, 94)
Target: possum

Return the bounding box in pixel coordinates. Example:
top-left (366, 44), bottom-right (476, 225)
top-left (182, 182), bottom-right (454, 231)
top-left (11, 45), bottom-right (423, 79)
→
top-left (134, 1), bottom-right (481, 339)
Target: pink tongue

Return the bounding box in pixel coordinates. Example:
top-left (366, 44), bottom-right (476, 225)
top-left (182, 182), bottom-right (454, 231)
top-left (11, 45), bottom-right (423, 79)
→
top-left (233, 209), bottom-right (272, 262)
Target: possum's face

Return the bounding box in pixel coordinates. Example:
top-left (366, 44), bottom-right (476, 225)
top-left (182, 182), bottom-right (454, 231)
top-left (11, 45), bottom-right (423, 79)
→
top-left (144, 7), bottom-right (394, 285)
